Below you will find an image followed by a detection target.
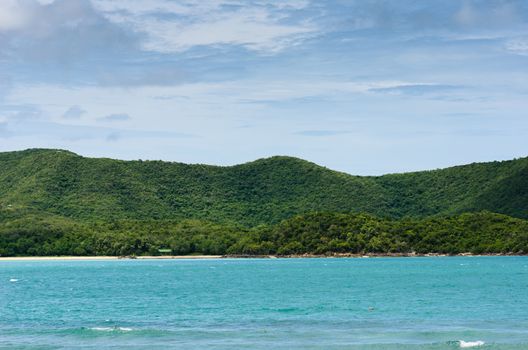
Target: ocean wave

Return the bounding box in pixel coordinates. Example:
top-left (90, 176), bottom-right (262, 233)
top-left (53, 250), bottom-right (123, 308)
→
top-left (51, 326), bottom-right (175, 338)
top-left (459, 340), bottom-right (485, 348)
top-left (88, 327), bottom-right (134, 332)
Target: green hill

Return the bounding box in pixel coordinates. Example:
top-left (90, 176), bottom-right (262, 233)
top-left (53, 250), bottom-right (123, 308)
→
top-left (1, 149), bottom-right (527, 256)
top-left (1, 148), bottom-right (527, 226)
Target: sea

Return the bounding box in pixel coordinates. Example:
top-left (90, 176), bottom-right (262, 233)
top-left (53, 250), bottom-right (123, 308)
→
top-left (1, 257), bottom-right (527, 349)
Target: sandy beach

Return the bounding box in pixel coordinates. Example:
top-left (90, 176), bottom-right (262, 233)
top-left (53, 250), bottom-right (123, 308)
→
top-left (0, 255), bottom-right (223, 261)
top-left (0, 253), bottom-right (519, 261)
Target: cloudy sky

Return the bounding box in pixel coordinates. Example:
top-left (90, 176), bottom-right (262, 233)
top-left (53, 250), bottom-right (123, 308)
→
top-left (0, 0), bottom-right (527, 174)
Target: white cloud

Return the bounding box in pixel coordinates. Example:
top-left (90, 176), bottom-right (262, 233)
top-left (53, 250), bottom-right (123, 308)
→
top-left (454, 0), bottom-right (522, 29)
top-left (0, 0), bottom-right (33, 31)
top-left (0, 0), bottom-right (139, 63)
top-left (10, 80), bottom-right (421, 107)
top-left (93, 0), bottom-right (317, 53)
top-left (3, 79), bottom-right (423, 131)
top-left (145, 11), bottom-right (314, 53)
top-left (98, 113), bottom-right (131, 122)
top-left (93, 0), bottom-right (310, 16)
top-left (92, 0), bottom-right (192, 16)
top-left (62, 105), bottom-right (86, 119)
top-left (454, 1), bottom-right (478, 27)
top-left (505, 37), bottom-right (528, 56)
top-left (0, 104), bottom-right (42, 121)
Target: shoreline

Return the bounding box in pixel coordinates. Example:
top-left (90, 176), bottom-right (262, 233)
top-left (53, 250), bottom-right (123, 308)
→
top-left (0, 253), bottom-right (525, 261)
top-left (0, 255), bottom-right (223, 261)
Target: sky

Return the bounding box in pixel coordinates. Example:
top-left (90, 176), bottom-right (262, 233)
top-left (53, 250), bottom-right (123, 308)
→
top-left (0, 0), bottom-right (527, 175)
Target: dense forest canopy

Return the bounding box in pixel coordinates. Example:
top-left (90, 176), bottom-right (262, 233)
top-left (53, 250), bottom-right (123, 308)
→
top-left (0, 149), bottom-right (527, 256)
top-left (1, 148), bottom-right (527, 224)
top-left (0, 211), bottom-right (526, 257)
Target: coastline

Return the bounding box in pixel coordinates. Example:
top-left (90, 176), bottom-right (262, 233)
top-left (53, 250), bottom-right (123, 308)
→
top-left (0, 253), bottom-right (524, 261)
top-left (0, 255), bottom-right (223, 261)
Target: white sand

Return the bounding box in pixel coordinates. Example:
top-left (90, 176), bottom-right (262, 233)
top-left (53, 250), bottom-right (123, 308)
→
top-left (0, 255), bottom-right (223, 261)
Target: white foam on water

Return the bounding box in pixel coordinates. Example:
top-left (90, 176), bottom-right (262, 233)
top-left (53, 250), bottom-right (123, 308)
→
top-left (459, 340), bottom-right (485, 348)
top-left (90, 327), bottom-right (133, 332)
top-left (9, 278), bottom-right (18, 282)
top-left (90, 327), bottom-right (112, 332)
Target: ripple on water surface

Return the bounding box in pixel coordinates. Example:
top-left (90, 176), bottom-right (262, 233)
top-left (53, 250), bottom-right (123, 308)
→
top-left (0, 257), bottom-right (527, 349)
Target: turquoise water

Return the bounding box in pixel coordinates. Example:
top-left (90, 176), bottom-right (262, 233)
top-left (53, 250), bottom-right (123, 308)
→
top-left (1, 257), bottom-right (528, 349)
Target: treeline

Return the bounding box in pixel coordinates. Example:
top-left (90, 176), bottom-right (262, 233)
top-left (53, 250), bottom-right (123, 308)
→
top-left (0, 211), bottom-right (527, 257)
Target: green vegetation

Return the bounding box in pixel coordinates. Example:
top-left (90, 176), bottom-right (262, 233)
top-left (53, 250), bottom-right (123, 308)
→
top-left (0, 211), bottom-right (526, 256)
top-left (1, 149), bottom-right (527, 224)
top-left (0, 149), bottom-right (527, 256)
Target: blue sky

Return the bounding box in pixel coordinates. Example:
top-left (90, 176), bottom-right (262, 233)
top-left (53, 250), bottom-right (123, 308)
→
top-left (0, 0), bottom-right (527, 174)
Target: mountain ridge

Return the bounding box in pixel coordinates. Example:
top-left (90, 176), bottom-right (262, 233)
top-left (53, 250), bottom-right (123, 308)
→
top-left (0, 148), bottom-right (527, 226)
top-left (3, 147), bottom-right (525, 174)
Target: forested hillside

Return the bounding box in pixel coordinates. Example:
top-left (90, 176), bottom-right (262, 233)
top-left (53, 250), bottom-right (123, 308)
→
top-left (1, 149), bottom-right (527, 225)
top-left (1, 149), bottom-right (527, 256)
